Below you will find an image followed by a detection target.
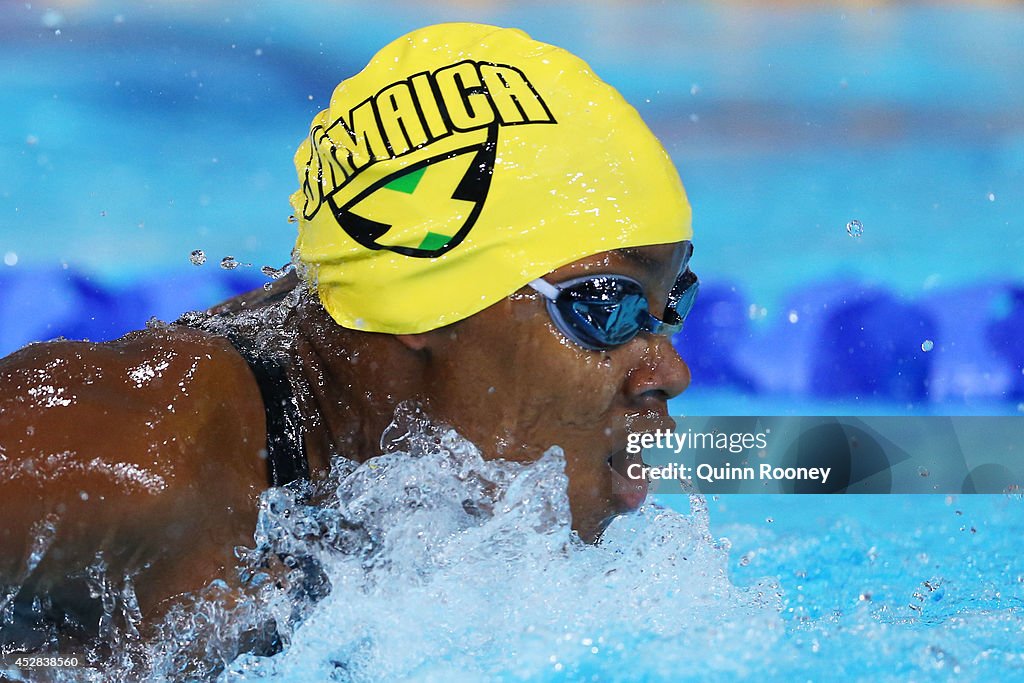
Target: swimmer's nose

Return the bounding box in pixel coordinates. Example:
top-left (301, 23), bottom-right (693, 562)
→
top-left (626, 335), bottom-right (691, 404)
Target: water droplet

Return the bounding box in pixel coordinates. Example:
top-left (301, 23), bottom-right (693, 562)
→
top-left (788, 310), bottom-right (799, 324)
top-left (918, 467), bottom-right (930, 477)
top-left (3, 251), bottom-right (17, 266)
top-left (690, 83), bottom-right (700, 95)
top-left (765, 517), bottom-right (774, 523)
top-left (220, 256), bottom-right (240, 270)
top-left (921, 339), bottom-right (934, 352)
top-left (987, 192), bottom-right (996, 202)
top-left (189, 249), bottom-right (206, 266)
top-left (260, 264), bottom-right (288, 280)
top-left (99, 210), bottom-right (106, 217)
top-left (287, 214), bottom-right (298, 223)
top-left (846, 219), bottom-right (864, 238)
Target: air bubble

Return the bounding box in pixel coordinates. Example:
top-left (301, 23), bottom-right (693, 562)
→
top-left (921, 339), bottom-right (934, 352)
top-left (189, 250), bottom-right (206, 266)
top-left (3, 251), bottom-right (17, 266)
top-left (846, 220), bottom-right (864, 238)
top-left (788, 310), bottom-right (799, 324)
top-left (918, 467), bottom-right (930, 477)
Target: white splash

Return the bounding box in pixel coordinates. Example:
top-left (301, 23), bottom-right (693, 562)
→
top-left (138, 405), bottom-right (781, 680)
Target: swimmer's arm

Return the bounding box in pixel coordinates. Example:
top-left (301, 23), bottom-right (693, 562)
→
top-left (0, 330), bottom-right (268, 614)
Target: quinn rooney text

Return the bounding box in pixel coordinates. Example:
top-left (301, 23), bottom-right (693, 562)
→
top-left (628, 462), bottom-right (833, 485)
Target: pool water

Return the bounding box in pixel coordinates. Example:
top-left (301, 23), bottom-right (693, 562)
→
top-left (3, 1), bottom-right (1022, 409)
top-left (2, 1), bottom-right (1023, 680)
top-left (87, 409), bottom-right (1024, 681)
top-left (5, 399), bottom-right (1017, 681)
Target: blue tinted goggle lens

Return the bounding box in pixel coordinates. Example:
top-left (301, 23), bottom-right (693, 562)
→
top-left (539, 270), bottom-right (699, 351)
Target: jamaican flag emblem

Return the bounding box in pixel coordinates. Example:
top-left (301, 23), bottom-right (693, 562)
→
top-left (328, 126), bottom-right (498, 258)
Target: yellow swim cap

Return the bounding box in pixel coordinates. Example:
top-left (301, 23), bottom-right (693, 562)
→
top-left (291, 22), bottom-right (692, 334)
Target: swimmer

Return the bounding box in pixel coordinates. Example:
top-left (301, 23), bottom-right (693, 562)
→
top-left (0, 23), bottom-right (697, 638)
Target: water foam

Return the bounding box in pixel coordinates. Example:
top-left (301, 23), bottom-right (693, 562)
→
top-left (142, 403), bottom-right (780, 681)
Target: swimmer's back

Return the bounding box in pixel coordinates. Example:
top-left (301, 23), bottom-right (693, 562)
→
top-left (0, 325), bottom-right (268, 618)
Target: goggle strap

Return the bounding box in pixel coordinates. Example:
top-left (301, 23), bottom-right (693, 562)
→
top-left (528, 278), bottom-right (561, 300)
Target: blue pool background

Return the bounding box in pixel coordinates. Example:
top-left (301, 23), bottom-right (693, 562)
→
top-left (2, 1), bottom-right (1022, 417)
top-left (3, 3), bottom-right (1024, 680)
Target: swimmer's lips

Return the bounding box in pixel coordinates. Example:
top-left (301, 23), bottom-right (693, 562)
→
top-left (604, 415), bottom-right (672, 516)
top-left (607, 448), bottom-right (649, 513)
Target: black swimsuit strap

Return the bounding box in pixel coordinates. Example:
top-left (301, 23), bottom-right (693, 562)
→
top-left (225, 334), bottom-right (309, 487)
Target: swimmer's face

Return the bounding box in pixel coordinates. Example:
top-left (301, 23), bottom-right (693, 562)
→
top-left (414, 242), bottom-right (692, 542)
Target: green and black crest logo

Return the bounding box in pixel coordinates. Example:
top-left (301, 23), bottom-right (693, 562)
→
top-left (328, 128), bottom-right (498, 257)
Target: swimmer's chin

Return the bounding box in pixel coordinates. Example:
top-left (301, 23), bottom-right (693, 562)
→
top-left (569, 449), bottom-right (649, 543)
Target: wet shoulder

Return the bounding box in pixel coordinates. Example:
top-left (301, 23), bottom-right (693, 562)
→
top-left (2, 325), bottom-right (257, 411)
top-left (0, 325), bottom-right (268, 485)
top-left (0, 328), bottom-right (270, 613)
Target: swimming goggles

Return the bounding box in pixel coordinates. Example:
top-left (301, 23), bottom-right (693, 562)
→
top-left (528, 247), bottom-right (699, 351)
